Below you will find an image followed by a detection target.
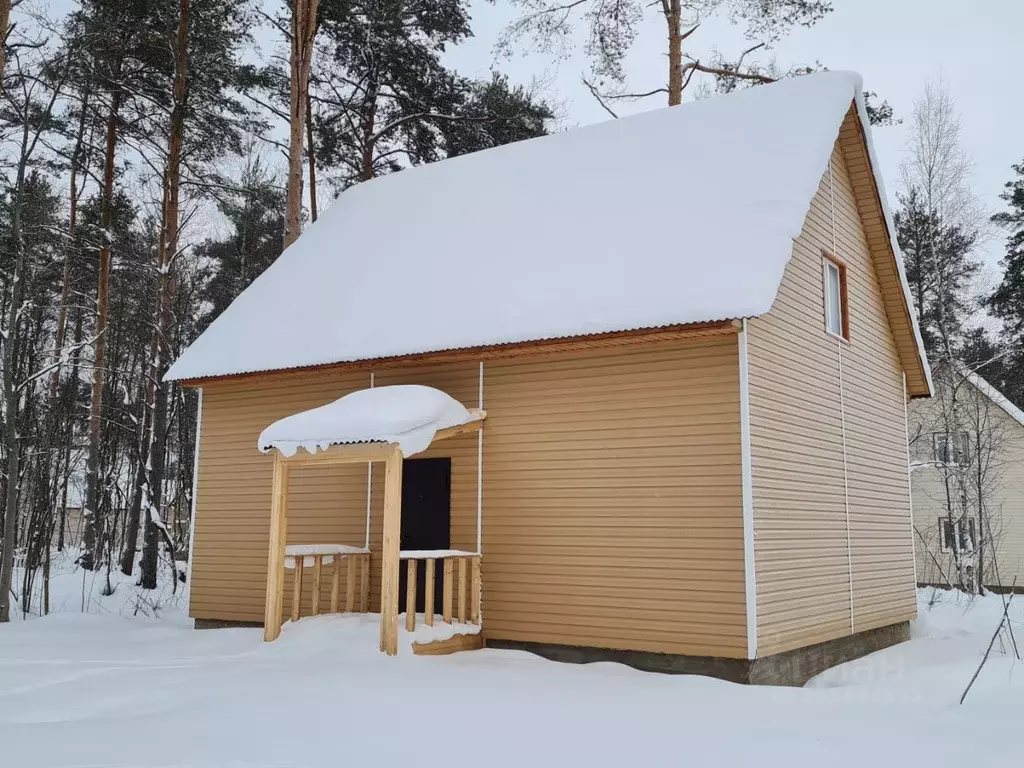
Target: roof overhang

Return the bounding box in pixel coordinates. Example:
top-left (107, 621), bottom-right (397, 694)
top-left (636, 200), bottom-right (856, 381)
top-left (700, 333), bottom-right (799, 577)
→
top-left (177, 319), bottom-right (741, 388)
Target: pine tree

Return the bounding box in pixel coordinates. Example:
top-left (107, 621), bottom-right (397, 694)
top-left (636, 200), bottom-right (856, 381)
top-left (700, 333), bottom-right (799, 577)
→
top-left (895, 187), bottom-right (979, 359)
top-left (196, 150), bottom-right (285, 328)
top-left (988, 162), bottom-right (1024, 343)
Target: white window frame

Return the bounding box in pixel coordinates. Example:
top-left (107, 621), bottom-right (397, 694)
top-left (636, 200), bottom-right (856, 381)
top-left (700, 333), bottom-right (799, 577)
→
top-left (939, 516), bottom-right (977, 554)
top-left (933, 431), bottom-right (970, 467)
top-left (822, 256), bottom-right (848, 340)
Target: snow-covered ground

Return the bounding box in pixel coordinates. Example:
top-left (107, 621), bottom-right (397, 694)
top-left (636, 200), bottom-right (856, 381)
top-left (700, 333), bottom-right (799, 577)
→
top-left (1, 560), bottom-right (1021, 767)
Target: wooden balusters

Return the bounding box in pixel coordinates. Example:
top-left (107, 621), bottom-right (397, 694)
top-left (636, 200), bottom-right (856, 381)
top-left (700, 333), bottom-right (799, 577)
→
top-left (346, 556), bottom-right (356, 612)
top-left (288, 550), bottom-right (371, 622)
top-left (442, 558), bottom-right (454, 623)
top-left (457, 558), bottom-right (468, 624)
top-left (405, 560), bottom-right (417, 631)
top-left (424, 558), bottom-right (436, 626)
top-left (290, 559), bottom-right (304, 622)
top-left (360, 554), bottom-right (370, 612)
top-left (470, 558), bottom-right (481, 624)
top-left (310, 555), bottom-right (323, 615)
top-left (330, 558), bottom-right (341, 613)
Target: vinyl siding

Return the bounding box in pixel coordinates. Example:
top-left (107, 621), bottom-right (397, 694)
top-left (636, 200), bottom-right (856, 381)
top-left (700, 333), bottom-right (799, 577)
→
top-left (746, 134), bottom-right (917, 657)
top-left (190, 338), bottom-right (748, 657)
top-left (910, 384), bottom-right (1024, 589)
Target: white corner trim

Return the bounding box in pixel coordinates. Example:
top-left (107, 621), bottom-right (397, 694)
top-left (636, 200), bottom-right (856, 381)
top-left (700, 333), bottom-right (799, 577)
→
top-left (903, 371), bottom-right (918, 590)
top-left (184, 388), bottom-right (203, 618)
top-left (476, 361), bottom-right (484, 555)
top-left (738, 320), bottom-right (758, 660)
top-left (838, 340), bottom-right (855, 634)
top-left (364, 372), bottom-right (374, 549)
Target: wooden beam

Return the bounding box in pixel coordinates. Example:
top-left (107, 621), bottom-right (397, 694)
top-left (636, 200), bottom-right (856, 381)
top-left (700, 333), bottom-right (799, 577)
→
top-left (424, 558), bottom-right (435, 627)
top-left (290, 556), bottom-right (303, 623)
top-left (457, 558), bottom-right (467, 624)
top-left (405, 559), bottom-right (417, 632)
top-left (411, 633), bottom-right (484, 656)
top-left (379, 447), bottom-right (402, 655)
top-left (359, 554), bottom-right (370, 612)
top-left (330, 557), bottom-right (341, 613)
top-left (470, 557), bottom-right (481, 625)
top-left (263, 456), bottom-right (290, 641)
top-left (442, 558), bottom-right (454, 623)
top-left (346, 555), bottom-right (356, 612)
top-left (281, 442), bottom-right (395, 467)
top-left (432, 412), bottom-right (486, 442)
top-left (310, 555), bottom-right (323, 615)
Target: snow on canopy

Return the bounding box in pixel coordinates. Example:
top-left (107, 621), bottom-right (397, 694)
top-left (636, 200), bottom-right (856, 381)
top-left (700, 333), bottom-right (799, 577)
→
top-left (258, 384), bottom-right (476, 458)
top-left (166, 71), bottom-right (924, 383)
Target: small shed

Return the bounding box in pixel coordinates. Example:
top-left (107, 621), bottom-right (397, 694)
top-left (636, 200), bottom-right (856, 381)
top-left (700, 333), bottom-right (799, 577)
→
top-left (168, 71), bottom-right (931, 683)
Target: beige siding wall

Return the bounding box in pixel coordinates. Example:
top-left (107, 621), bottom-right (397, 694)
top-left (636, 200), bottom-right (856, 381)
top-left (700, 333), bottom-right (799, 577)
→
top-left (191, 338), bottom-right (748, 657)
top-left (910, 386), bottom-right (1024, 588)
top-left (746, 141), bottom-right (917, 657)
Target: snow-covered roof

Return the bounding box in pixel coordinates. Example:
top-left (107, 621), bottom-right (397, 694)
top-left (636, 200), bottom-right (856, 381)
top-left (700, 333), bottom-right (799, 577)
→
top-left (167, 71), bottom-right (929, 390)
top-left (258, 385), bottom-right (478, 457)
top-left (964, 371), bottom-right (1024, 429)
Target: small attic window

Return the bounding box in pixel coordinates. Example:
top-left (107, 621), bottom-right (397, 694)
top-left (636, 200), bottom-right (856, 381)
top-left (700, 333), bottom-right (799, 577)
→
top-left (822, 256), bottom-right (849, 340)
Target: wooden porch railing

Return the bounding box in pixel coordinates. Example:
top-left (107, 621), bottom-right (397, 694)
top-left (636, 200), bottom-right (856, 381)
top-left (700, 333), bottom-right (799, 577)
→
top-left (285, 545), bottom-right (371, 621)
top-left (399, 550), bottom-right (481, 632)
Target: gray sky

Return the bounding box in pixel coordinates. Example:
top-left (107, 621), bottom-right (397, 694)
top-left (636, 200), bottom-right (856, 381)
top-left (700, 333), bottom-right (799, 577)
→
top-left (442, 0), bottom-right (1019, 278)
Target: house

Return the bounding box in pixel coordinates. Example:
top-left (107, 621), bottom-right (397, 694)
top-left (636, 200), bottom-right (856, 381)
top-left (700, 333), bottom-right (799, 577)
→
top-left (166, 71), bottom-right (932, 685)
top-left (910, 369), bottom-right (1024, 592)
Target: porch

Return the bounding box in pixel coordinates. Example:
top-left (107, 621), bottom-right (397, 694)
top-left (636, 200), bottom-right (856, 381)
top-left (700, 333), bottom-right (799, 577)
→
top-left (259, 385), bottom-right (486, 655)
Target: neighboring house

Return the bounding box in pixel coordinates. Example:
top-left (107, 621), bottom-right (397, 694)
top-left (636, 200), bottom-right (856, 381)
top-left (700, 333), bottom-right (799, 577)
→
top-left (166, 72), bottom-right (932, 685)
top-left (910, 370), bottom-right (1024, 592)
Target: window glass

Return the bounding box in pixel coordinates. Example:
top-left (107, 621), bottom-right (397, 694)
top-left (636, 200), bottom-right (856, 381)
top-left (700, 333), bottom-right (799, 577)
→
top-left (824, 261), bottom-right (843, 336)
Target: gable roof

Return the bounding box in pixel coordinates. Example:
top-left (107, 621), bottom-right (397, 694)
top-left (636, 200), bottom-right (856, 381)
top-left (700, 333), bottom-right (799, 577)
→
top-left (166, 71), bottom-right (930, 394)
top-left (964, 371), bottom-right (1024, 429)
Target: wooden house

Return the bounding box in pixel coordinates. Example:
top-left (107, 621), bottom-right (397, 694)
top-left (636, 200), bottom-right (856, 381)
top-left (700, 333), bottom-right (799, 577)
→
top-left (166, 72), bottom-right (932, 685)
top-left (910, 371), bottom-right (1024, 593)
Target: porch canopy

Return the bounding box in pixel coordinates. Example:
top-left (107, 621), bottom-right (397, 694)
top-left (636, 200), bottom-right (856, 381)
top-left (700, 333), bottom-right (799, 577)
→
top-left (257, 385), bottom-right (485, 654)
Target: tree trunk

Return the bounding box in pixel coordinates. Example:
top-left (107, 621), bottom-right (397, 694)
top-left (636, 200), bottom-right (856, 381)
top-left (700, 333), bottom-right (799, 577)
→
top-left (0, 121), bottom-right (32, 622)
top-left (81, 85), bottom-right (122, 572)
top-left (306, 89), bottom-right (317, 222)
top-left (0, 0), bottom-right (11, 80)
top-left (284, 0), bottom-right (319, 248)
top-left (666, 1), bottom-right (682, 106)
top-left (141, 0), bottom-right (189, 589)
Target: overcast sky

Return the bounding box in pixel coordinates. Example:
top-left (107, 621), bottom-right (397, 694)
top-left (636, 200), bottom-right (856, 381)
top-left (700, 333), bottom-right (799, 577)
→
top-left (441, 0), bottom-right (1019, 277)
top-left (36, 1), bottom-right (1021, 278)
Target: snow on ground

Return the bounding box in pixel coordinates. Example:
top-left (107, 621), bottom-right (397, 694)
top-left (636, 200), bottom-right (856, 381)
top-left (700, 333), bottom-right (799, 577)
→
top-left (1, 568), bottom-right (1022, 768)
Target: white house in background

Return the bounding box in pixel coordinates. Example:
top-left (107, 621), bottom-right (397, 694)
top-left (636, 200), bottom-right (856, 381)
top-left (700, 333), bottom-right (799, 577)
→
top-left (910, 371), bottom-right (1024, 591)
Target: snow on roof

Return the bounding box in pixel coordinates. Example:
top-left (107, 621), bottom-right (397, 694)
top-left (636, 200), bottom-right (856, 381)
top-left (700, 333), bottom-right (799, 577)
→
top-left (167, 71), bottom-right (928, 384)
top-left (258, 385), bottom-right (477, 458)
top-left (964, 371), bottom-right (1024, 429)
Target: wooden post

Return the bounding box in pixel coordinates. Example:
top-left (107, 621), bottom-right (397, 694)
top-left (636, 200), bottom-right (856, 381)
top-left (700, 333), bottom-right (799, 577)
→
top-left (291, 557), bottom-right (304, 622)
top-left (310, 555), bottom-right (323, 615)
top-left (346, 555), bottom-right (356, 612)
top-left (359, 554), bottom-right (370, 612)
top-left (380, 449), bottom-right (402, 655)
top-left (457, 558), bottom-right (467, 624)
top-left (263, 456), bottom-right (289, 641)
top-left (330, 557), bottom-right (341, 613)
top-left (424, 558), bottom-right (435, 627)
top-left (470, 558), bottom-right (481, 625)
top-left (442, 558), bottom-right (454, 623)
top-left (405, 559), bottom-right (417, 632)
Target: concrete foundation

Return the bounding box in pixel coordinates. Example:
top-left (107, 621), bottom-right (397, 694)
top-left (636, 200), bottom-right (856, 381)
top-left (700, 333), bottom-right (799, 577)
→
top-left (485, 621), bottom-right (911, 686)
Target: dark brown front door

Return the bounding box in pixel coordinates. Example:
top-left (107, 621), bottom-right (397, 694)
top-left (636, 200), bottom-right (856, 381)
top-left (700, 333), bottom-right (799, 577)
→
top-left (398, 457), bottom-right (451, 614)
